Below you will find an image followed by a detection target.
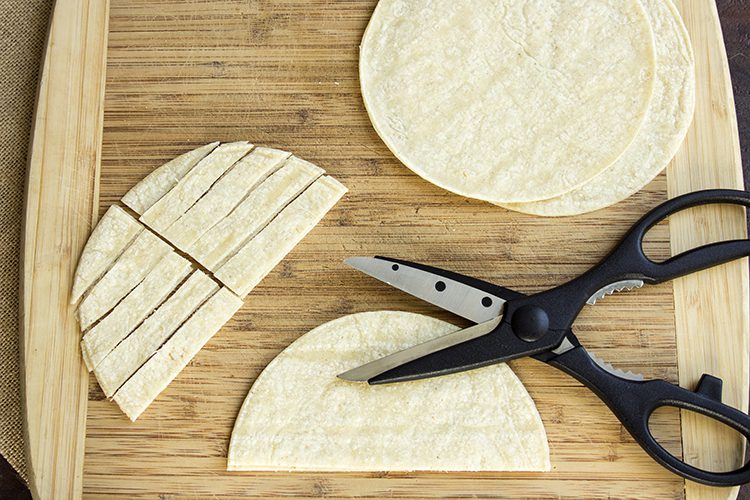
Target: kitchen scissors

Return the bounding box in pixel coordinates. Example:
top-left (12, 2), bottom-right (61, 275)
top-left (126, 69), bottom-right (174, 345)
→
top-left (339, 189), bottom-right (750, 487)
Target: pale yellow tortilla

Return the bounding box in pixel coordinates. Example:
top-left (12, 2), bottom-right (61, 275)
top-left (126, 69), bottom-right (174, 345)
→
top-left (73, 142), bottom-right (348, 419)
top-left (214, 176), bottom-right (347, 297)
top-left (71, 206), bottom-right (143, 304)
top-left (188, 156), bottom-right (324, 271)
top-left (162, 147), bottom-right (291, 251)
top-left (140, 141), bottom-right (254, 233)
top-left (228, 311), bottom-right (550, 472)
top-left (81, 252), bottom-right (192, 372)
top-left (113, 287), bottom-right (243, 421)
top-left (360, 0), bottom-right (656, 203)
top-left (77, 229), bottom-right (172, 330)
top-left (501, 0), bottom-right (694, 216)
top-left (95, 270), bottom-right (219, 397)
top-left (122, 142), bottom-right (219, 214)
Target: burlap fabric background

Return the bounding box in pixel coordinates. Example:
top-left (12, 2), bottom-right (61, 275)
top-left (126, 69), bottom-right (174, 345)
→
top-left (0, 0), bottom-right (54, 482)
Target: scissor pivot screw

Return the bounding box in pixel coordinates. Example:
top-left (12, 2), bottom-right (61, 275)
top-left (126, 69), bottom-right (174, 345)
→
top-left (511, 305), bottom-right (549, 342)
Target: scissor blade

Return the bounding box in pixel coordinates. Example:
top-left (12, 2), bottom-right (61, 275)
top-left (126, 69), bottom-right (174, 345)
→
top-left (345, 256), bottom-right (505, 323)
top-left (338, 317), bottom-right (503, 382)
top-left (367, 319), bottom-right (552, 384)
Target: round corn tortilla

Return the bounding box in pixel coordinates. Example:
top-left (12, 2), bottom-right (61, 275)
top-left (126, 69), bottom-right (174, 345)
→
top-left (228, 311), bottom-right (550, 472)
top-left (501, 0), bottom-right (694, 216)
top-left (360, 0), bottom-right (656, 203)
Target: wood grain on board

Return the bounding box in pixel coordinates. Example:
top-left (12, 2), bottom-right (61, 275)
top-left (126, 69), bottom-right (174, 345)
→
top-left (21, 0), bottom-right (109, 499)
top-left (87, 0), bottom-right (692, 498)
top-left (668, 2), bottom-right (749, 499)
top-left (19, 0), bottom-right (746, 499)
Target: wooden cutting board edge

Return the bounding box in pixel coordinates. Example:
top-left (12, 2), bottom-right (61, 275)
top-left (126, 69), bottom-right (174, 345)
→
top-left (19, 1), bottom-right (747, 499)
top-left (20, 0), bottom-right (109, 499)
top-left (669, 2), bottom-right (749, 499)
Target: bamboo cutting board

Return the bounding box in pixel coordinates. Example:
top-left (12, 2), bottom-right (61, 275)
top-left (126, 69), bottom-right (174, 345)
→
top-left (22, 0), bottom-right (747, 498)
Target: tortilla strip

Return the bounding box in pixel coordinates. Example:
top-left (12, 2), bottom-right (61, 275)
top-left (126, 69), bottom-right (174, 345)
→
top-left (227, 311), bottom-right (550, 471)
top-left (162, 147), bottom-right (291, 251)
top-left (77, 229), bottom-right (172, 330)
top-left (81, 252), bottom-right (192, 372)
top-left (95, 270), bottom-right (219, 397)
top-left (71, 205), bottom-right (144, 304)
top-left (113, 287), bottom-right (243, 421)
top-left (140, 141), bottom-right (254, 233)
top-left (214, 175), bottom-right (346, 297)
top-left (189, 156), bottom-right (324, 271)
top-left (122, 142), bottom-right (219, 214)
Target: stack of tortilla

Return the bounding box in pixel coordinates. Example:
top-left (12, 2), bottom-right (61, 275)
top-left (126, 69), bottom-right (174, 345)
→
top-left (360, 0), bottom-right (695, 215)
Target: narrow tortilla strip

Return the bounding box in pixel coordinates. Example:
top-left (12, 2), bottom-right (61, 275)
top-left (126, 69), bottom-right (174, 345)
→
top-left (162, 147), bottom-right (291, 251)
top-left (140, 141), bottom-right (254, 233)
top-left (95, 270), bottom-right (219, 397)
top-left (227, 311), bottom-right (550, 472)
top-left (71, 206), bottom-right (143, 304)
top-left (122, 142), bottom-right (219, 214)
top-left (81, 252), bottom-right (192, 372)
top-left (214, 176), bottom-right (346, 297)
top-left (189, 156), bottom-right (324, 270)
top-left (77, 229), bottom-right (172, 330)
top-left (113, 287), bottom-right (243, 421)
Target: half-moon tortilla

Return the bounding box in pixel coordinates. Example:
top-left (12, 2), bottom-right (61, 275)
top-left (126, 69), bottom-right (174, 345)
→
top-left (228, 311), bottom-right (550, 472)
top-left (360, 0), bottom-right (656, 203)
top-left (500, 0), bottom-right (694, 216)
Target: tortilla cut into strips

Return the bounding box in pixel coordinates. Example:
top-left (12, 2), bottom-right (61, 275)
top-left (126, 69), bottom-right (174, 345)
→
top-left (113, 287), bottom-right (242, 421)
top-left (360, 0), bottom-right (656, 203)
top-left (227, 311), bottom-right (550, 472)
top-left (214, 175), bottom-right (346, 297)
top-left (189, 156), bottom-right (324, 271)
top-left (122, 142), bottom-right (219, 214)
top-left (81, 252), bottom-right (192, 372)
top-left (501, 0), bottom-right (695, 216)
top-left (71, 205), bottom-right (144, 304)
top-left (77, 229), bottom-right (172, 330)
top-left (140, 141), bottom-right (254, 234)
top-left (95, 270), bottom-right (219, 397)
top-left (162, 147), bottom-right (291, 251)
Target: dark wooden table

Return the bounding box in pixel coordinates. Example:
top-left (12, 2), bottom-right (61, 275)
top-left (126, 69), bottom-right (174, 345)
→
top-left (1, 1), bottom-right (748, 499)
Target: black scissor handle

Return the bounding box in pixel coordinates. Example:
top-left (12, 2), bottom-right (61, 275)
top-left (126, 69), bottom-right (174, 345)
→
top-left (517, 189), bottom-right (750, 333)
top-left (550, 345), bottom-right (750, 486)
top-left (607, 189), bottom-right (750, 284)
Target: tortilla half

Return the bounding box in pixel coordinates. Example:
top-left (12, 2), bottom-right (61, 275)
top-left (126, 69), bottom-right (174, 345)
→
top-left (228, 311), bottom-right (550, 472)
top-left (72, 142), bottom-right (347, 420)
top-left (360, 0), bottom-right (656, 203)
top-left (501, 0), bottom-right (694, 216)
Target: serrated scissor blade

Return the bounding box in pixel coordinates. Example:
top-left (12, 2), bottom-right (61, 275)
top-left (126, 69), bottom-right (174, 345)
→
top-left (345, 256), bottom-right (505, 323)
